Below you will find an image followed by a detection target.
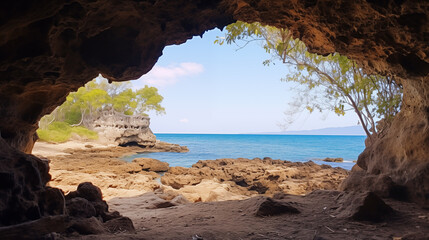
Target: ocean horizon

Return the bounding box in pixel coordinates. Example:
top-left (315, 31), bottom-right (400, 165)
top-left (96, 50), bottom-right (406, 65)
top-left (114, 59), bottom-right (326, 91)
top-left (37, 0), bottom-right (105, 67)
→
top-left (151, 125), bottom-right (366, 136)
top-left (123, 133), bottom-right (366, 170)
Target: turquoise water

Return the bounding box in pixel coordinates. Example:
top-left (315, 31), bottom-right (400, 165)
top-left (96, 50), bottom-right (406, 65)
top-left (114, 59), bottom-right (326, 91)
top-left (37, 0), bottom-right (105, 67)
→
top-left (123, 134), bottom-right (366, 170)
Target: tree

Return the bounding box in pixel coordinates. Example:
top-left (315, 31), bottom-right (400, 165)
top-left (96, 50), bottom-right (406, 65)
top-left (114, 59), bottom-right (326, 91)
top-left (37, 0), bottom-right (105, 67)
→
top-left (216, 21), bottom-right (402, 141)
top-left (40, 78), bottom-right (165, 128)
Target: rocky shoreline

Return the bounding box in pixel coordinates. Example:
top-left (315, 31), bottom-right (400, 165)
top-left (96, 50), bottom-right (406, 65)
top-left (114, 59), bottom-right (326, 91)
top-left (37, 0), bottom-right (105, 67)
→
top-left (34, 142), bottom-right (349, 202)
top-left (161, 158), bottom-right (349, 202)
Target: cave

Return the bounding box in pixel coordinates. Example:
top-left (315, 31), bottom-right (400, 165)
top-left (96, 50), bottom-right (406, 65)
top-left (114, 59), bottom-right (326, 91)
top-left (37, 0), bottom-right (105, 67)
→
top-left (0, 0), bottom-right (428, 238)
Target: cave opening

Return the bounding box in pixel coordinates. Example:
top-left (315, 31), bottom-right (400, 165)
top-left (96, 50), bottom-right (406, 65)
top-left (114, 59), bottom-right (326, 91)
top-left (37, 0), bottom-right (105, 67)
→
top-left (34, 26), bottom-right (366, 202)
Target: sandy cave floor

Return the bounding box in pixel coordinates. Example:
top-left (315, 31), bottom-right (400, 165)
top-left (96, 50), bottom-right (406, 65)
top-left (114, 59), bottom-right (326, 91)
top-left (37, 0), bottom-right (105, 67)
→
top-left (72, 191), bottom-right (429, 240)
top-left (32, 141), bottom-right (429, 240)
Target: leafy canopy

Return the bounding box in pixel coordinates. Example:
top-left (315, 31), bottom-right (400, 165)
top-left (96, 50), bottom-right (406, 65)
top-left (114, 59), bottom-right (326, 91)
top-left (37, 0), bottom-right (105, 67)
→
top-left (216, 21), bottom-right (402, 139)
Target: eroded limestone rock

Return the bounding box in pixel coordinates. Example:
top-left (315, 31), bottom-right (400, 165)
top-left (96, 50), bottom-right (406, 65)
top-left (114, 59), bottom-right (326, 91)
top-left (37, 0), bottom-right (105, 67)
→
top-left (132, 158), bottom-right (170, 172)
top-left (94, 110), bottom-right (156, 147)
top-left (161, 158), bottom-right (349, 196)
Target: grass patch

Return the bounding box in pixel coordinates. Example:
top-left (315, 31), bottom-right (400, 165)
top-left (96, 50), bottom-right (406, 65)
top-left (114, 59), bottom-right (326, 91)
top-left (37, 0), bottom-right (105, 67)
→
top-left (71, 126), bottom-right (99, 140)
top-left (37, 121), bottom-right (98, 143)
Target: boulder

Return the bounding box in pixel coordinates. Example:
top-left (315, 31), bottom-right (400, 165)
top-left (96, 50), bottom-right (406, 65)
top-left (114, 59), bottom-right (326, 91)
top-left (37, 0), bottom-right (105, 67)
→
top-left (76, 182), bottom-right (103, 202)
top-left (66, 197), bottom-right (96, 218)
top-left (40, 187), bottom-right (66, 216)
top-left (254, 197), bottom-right (300, 217)
top-left (335, 191), bottom-right (394, 222)
top-left (133, 158), bottom-right (169, 172)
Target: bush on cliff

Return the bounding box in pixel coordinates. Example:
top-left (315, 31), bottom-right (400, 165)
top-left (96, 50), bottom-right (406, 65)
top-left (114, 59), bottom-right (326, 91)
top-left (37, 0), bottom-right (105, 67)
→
top-left (37, 121), bottom-right (98, 143)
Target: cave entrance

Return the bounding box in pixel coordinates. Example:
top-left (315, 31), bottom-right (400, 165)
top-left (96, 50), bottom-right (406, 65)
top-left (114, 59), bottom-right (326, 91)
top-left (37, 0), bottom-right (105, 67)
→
top-left (33, 24), bottom-right (399, 204)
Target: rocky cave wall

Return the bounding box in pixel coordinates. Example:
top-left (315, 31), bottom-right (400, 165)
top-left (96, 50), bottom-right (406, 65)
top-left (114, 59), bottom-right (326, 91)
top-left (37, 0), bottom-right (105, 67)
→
top-left (0, 0), bottom-right (428, 226)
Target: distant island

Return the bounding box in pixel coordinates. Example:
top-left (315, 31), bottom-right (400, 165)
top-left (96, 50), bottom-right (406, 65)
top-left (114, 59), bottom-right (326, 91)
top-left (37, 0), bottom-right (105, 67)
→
top-left (257, 125), bottom-right (366, 136)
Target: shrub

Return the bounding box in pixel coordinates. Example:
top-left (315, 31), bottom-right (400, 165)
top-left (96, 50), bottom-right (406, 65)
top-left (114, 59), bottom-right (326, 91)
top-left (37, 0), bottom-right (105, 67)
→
top-left (37, 121), bottom-right (98, 143)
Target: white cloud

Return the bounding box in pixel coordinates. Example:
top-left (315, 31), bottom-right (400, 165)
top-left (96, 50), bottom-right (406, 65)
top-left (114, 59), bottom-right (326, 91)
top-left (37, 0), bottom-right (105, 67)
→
top-left (135, 62), bottom-right (204, 87)
top-left (179, 118), bottom-right (189, 123)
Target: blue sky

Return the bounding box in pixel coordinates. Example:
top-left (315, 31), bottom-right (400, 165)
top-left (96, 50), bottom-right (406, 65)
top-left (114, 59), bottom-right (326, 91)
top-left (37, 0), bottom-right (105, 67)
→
top-left (129, 28), bottom-right (360, 134)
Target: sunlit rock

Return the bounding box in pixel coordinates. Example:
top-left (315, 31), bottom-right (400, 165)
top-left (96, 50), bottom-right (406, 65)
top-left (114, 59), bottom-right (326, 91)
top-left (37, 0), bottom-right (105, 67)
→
top-left (93, 110), bottom-right (156, 147)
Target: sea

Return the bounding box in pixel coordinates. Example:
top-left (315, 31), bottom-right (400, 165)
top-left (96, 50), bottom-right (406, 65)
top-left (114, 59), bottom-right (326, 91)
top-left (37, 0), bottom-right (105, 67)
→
top-left (123, 134), bottom-right (366, 170)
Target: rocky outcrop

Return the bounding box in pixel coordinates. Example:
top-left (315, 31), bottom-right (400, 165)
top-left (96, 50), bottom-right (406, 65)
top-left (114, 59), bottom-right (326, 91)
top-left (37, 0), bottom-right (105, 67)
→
top-left (132, 158), bottom-right (169, 172)
top-left (322, 157), bottom-right (344, 163)
top-left (341, 83), bottom-right (429, 206)
top-left (0, 136), bottom-right (60, 226)
top-left (94, 110), bottom-right (156, 147)
top-left (152, 140), bottom-right (190, 153)
top-left (161, 158), bottom-right (349, 196)
top-left (65, 182), bottom-right (135, 235)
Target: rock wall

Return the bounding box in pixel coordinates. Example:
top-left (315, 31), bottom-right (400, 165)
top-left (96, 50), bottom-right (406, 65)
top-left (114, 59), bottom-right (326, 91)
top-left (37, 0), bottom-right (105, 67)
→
top-left (0, 136), bottom-right (65, 226)
top-left (341, 76), bottom-right (429, 206)
top-left (0, 0), bottom-right (428, 226)
top-left (93, 110), bottom-right (156, 147)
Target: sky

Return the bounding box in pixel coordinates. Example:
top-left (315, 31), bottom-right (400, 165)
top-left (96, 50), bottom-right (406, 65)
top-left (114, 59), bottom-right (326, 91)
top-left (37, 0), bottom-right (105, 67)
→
top-left (125, 28), bottom-right (360, 134)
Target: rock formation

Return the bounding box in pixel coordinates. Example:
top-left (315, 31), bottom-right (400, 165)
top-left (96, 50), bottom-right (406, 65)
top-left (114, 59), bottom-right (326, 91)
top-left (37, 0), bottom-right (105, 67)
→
top-left (93, 110), bottom-right (156, 147)
top-left (0, 0), bottom-right (428, 232)
top-left (0, 137), bottom-right (57, 226)
top-left (132, 158), bottom-right (170, 172)
top-left (161, 158), bottom-right (349, 196)
top-left (64, 182), bottom-right (135, 235)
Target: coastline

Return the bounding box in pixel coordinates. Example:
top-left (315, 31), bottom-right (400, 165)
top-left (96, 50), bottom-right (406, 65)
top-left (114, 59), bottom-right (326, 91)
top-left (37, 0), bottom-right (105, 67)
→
top-left (33, 140), bottom-right (349, 201)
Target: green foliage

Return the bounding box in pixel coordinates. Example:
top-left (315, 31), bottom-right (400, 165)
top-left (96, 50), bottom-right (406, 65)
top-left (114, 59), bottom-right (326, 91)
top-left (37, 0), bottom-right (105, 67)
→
top-left (63, 109), bottom-right (82, 125)
top-left (70, 126), bottom-right (99, 140)
top-left (40, 78), bottom-right (165, 130)
top-left (217, 21), bottom-right (403, 138)
top-left (37, 121), bottom-right (98, 143)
